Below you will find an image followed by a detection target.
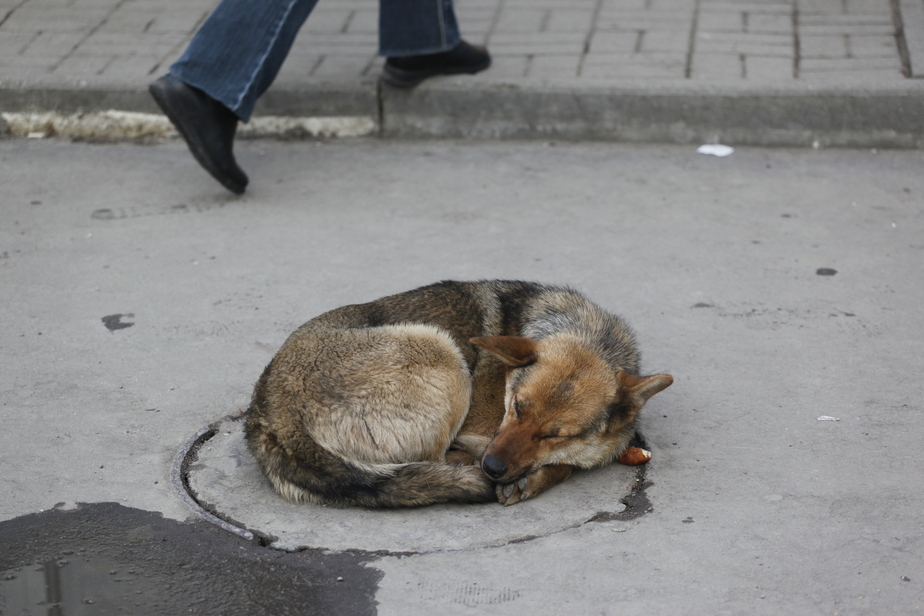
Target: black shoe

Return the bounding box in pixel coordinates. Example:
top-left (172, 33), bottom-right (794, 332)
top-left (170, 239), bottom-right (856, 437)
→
top-left (382, 40), bottom-right (491, 88)
top-left (149, 74), bottom-right (248, 194)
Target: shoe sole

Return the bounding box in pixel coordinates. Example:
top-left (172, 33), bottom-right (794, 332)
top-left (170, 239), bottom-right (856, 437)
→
top-left (149, 81), bottom-right (247, 195)
top-left (381, 57), bottom-right (491, 88)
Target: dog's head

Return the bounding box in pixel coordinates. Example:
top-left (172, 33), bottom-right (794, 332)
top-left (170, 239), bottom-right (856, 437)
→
top-left (471, 335), bottom-right (672, 484)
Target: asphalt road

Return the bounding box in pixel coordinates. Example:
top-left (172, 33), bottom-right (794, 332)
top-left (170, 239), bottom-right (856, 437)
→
top-left (1, 137), bottom-right (922, 615)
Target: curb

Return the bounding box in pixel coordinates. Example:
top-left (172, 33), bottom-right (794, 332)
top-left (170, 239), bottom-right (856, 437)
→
top-left (2, 79), bottom-right (923, 147)
top-left (380, 81), bottom-right (924, 148)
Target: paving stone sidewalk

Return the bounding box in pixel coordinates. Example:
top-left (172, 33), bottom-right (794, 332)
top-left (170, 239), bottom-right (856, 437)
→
top-left (1, 0), bottom-right (924, 145)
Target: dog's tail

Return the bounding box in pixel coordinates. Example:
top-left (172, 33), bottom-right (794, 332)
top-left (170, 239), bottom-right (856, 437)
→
top-left (245, 418), bottom-right (496, 508)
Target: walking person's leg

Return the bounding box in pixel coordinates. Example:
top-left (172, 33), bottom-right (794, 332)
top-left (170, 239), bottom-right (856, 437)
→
top-left (150, 0), bottom-right (490, 193)
top-left (150, 0), bottom-right (320, 194)
top-left (379, 0), bottom-right (490, 87)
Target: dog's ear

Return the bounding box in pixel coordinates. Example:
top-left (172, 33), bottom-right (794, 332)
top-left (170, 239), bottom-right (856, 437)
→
top-left (607, 372), bottom-right (673, 428)
top-left (470, 336), bottom-right (538, 367)
top-left (616, 371), bottom-right (673, 406)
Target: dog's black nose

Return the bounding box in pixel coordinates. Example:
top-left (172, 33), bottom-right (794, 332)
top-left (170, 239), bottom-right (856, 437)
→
top-left (482, 454), bottom-right (507, 480)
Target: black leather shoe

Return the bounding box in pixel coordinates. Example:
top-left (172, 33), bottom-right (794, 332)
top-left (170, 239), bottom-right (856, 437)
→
top-left (382, 40), bottom-right (491, 88)
top-left (149, 74), bottom-right (248, 194)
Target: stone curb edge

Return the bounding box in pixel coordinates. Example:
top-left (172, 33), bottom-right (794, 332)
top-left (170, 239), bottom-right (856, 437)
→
top-left (2, 80), bottom-right (923, 147)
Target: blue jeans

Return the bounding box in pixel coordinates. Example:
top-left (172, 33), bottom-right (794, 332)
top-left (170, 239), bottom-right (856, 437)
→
top-left (170, 0), bottom-right (461, 121)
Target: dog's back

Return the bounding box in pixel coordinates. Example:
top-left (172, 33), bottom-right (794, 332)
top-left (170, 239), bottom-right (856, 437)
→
top-left (246, 325), bottom-right (495, 507)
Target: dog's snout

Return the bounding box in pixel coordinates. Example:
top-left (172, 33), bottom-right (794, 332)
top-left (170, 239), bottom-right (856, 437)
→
top-left (482, 454), bottom-right (507, 480)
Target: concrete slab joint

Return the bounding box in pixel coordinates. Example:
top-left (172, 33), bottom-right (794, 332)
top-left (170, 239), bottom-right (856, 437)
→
top-left (899, 0), bottom-right (924, 75)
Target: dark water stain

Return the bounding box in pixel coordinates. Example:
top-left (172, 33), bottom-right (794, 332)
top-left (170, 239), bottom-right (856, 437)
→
top-left (2, 555), bottom-right (148, 615)
top-left (0, 503), bottom-right (380, 616)
top-left (91, 208), bottom-right (117, 220)
top-left (101, 314), bottom-right (134, 331)
top-left (816, 268), bottom-right (838, 276)
top-left (586, 430), bottom-right (655, 523)
top-left (90, 203), bottom-right (221, 221)
top-left (585, 470), bottom-right (653, 524)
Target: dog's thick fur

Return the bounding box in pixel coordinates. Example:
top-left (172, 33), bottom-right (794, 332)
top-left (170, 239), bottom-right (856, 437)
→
top-left (245, 280), bottom-right (672, 507)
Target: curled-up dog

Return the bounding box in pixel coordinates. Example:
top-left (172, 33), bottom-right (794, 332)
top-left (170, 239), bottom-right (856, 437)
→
top-left (245, 280), bottom-right (673, 507)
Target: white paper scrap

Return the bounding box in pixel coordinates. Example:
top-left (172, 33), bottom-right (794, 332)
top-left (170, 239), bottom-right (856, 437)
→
top-left (697, 144), bottom-right (735, 157)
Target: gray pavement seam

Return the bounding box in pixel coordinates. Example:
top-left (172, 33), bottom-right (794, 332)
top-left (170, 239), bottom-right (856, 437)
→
top-left (48, 0), bottom-right (126, 73)
top-left (793, 0), bottom-right (800, 77)
top-left (899, 0), bottom-right (924, 75)
top-left (687, 0), bottom-right (700, 78)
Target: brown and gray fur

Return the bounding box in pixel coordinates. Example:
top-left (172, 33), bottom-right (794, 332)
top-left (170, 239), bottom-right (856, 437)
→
top-left (245, 280), bottom-right (672, 508)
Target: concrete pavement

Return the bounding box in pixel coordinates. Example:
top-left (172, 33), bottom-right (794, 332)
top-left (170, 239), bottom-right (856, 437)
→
top-left (2, 0), bottom-right (924, 612)
top-left (1, 137), bottom-right (923, 613)
top-left (2, 0), bottom-right (924, 146)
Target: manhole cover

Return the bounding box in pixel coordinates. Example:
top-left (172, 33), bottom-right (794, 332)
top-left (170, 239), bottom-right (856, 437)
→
top-left (177, 414), bottom-right (641, 553)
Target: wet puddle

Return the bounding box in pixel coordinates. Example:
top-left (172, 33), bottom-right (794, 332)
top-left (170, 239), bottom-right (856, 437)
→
top-left (1, 556), bottom-right (159, 615)
top-left (0, 502), bottom-right (380, 615)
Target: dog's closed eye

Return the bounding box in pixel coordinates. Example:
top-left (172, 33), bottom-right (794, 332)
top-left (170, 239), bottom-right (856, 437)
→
top-left (538, 427), bottom-right (565, 440)
top-left (513, 398), bottom-right (526, 419)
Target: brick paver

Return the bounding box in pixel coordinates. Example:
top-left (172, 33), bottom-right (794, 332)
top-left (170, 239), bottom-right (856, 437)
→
top-left (0, 0), bottom-right (920, 85)
top-left (1, 0), bottom-right (922, 147)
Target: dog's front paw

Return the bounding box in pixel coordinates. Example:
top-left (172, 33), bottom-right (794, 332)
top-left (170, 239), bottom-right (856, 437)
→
top-left (496, 476), bottom-right (531, 505)
top-left (495, 464), bottom-right (573, 506)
